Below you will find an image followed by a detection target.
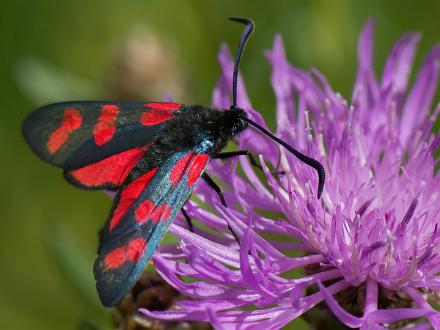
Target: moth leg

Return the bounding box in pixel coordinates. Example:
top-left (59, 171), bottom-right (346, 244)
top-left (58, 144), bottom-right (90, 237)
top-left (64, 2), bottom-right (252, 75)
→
top-left (181, 207), bottom-right (193, 232)
top-left (202, 173), bottom-right (240, 243)
top-left (213, 150), bottom-right (248, 159)
top-left (214, 150), bottom-right (284, 175)
top-left (202, 173), bottom-right (227, 207)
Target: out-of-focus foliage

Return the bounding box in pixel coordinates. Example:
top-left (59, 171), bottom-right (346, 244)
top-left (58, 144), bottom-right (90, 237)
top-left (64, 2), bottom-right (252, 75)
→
top-left (1, 1), bottom-right (439, 329)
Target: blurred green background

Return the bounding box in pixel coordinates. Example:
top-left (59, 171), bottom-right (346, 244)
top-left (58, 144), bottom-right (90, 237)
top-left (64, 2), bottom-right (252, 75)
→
top-left (1, 1), bottom-right (440, 329)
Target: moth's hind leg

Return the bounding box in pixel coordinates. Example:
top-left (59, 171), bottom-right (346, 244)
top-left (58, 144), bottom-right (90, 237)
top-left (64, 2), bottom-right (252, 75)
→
top-left (181, 207), bottom-right (193, 232)
top-left (202, 173), bottom-right (226, 207)
top-left (202, 173), bottom-right (240, 244)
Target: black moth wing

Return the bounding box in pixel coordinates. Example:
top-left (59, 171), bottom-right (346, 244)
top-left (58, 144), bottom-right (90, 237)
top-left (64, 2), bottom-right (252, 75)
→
top-left (22, 101), bottom-right (182, 169)
top-left (94, 148), bottom-right (211, 307)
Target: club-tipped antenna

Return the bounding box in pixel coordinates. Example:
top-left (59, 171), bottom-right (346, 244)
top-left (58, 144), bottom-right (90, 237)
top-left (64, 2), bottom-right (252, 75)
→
top-left (229, 17), bottom-right (325, 198)
top-left (229, 17), bottom-right (254, 109)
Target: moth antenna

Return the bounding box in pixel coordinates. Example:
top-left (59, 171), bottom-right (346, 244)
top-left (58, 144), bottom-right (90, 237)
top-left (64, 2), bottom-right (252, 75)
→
top-left (229, 17), bottom-right (254, 109)
top-left (229, 17), bottom-right (325, 198)
top-left (244, 118), bottom-right (325, 199)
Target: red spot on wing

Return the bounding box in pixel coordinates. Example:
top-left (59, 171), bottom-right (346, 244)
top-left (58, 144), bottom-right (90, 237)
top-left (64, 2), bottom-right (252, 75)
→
top-left (169, 152), bottom-right (193, 186)
top-left (93, 122), bottom-right (116, 146)
top-left (140, 109), bottom-right (174, 126)
top-left (134, 200), bottom-right (155, 223)
top-left (99, 104), bottom-right (119, 121)
top-left (151, 204), bottom-right (172, 222)
top-left (47, 129), bottom-right (69, 154)
top-left (47, 108), bottom-right (82, 154)
top-left (135, 201), bottom-right (173, 223)
top-left (69, 147), bottom-right (145, 188)
top-left (94, 104), bottom-right (120, 146)
top-left (187, 154), bottom-right (210, 187)
top-left (127, 237), bottom-right (147, 262)
top-left (145, 102), bottom-right (181, 111)
top-left (109, 167), bottom-right (158, 231)
top-left (103, 247), bottom-right (125, 269)
top-left (103, 237), bottom-right (147, 269)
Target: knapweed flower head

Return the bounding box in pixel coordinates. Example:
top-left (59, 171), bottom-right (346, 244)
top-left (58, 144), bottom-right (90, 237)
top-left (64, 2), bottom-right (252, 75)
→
top-left (140, 20), bottom-right (440, 329)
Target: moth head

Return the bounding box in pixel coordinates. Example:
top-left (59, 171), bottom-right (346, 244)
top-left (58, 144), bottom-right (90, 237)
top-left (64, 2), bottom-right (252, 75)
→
top-left (227, 106), bottom-right (248, 137)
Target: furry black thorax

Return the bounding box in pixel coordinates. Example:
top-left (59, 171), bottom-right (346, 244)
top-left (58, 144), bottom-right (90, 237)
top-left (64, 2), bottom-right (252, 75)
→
top-left (126, 105), bottom-right (248, 184)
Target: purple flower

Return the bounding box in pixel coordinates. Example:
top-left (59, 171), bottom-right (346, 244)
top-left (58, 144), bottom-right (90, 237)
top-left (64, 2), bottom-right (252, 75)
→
top-left (140, 20), bottom-right (440, 329)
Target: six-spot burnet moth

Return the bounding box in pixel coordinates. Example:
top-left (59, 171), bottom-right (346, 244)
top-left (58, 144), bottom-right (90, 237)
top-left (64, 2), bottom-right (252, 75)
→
top-left (22, 17), bottom-right (325, 307)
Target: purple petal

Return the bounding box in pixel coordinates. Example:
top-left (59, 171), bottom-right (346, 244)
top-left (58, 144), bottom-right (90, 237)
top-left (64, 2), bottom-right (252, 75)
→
top-left (367, 308), bottom-right (435, 324)
top-left (207, 307), bottom-right (225, 330)
top-left (265, 35), bottom-right (296, 137)
top-left (169, 225), bottom-right (240, 267)
top-left (400, 44), bottom-right (440, 146)
top-left (405, 287), bottom-right (440, 329)
top-left (381, 33), bottom-right (420, 96)
top-left (239, 221), bottom-right (279, 299)
top-left (363, 278), bottom-right (378, 316)
top-left (317, 280), bottom-right (363, 328)
top-left (360, 321), bottom-right (387, 330)
top-left (352, 19), bottom-right (380, 116)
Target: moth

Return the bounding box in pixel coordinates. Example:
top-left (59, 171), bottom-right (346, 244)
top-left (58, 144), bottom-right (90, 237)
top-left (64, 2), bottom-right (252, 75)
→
top-left (22, 18), bottom-right (325, 307)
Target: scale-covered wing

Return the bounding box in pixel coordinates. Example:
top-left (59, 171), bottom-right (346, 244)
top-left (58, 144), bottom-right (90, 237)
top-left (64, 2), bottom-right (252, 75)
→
top-left (23, 101), bottom-right (182, 168)
top-left (64, 147), bottom-right (147, 191)
top-left (93, 148), bottom-right (211, 307)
